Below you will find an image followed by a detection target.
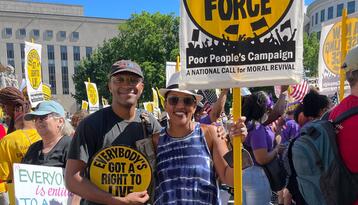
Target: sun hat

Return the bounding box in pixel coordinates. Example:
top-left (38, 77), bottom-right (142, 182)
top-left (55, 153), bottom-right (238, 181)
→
top-left (159, 72), bottom-right (203, 103)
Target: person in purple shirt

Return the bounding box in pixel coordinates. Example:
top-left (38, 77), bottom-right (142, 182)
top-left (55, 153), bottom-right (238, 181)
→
top-left (275, 109), bottom-right (300, 145)
top-left (242, 91), bottom-right (286, 205)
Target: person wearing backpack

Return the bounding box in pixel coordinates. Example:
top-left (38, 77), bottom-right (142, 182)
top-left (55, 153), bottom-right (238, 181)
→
top-left (328, 46), bottom-right (358, 205)
top-left (291, 91), bottom-right (331, 204)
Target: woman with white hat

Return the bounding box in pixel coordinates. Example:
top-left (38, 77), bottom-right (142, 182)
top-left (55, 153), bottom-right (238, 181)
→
top-left (153, 72), bottom-right (247, 204)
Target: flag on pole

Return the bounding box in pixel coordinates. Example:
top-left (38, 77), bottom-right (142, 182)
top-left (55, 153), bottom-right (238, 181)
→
top-left (290, 80), bottom-right (309, 102)
top-left (280, 19), bottom-right (291, 32)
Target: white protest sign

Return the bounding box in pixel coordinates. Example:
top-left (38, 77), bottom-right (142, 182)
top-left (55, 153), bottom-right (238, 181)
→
top-left (85, 81), bottom-right (99, 113)
top-left (318, 14), bottom-right (358, 96)
top-left (165, 62), bottom-right (177, 87)
top-left (13, 163), bottom-right (73, 205)
top-left (179, 0), bottom-right (304, 90)
top-left (24, 41), bottom-right (44, 107)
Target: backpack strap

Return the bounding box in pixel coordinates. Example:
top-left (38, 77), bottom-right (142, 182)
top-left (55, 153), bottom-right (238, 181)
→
top-left (139, 109), bottom-right (154, 138)
top-left (287, 137), bottom-right (299, 176)
top-left (333, 107), bottom-right (358, 124)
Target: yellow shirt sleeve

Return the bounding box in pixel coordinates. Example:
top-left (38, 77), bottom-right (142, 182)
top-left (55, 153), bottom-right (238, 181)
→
top-left (0, 129), bottom-right (41, 181)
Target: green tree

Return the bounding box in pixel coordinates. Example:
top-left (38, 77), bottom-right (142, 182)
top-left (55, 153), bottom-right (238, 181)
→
top-left (72, 12), bottom-right (179, 107)
top-left (303, 32), bottom-right (320, 77)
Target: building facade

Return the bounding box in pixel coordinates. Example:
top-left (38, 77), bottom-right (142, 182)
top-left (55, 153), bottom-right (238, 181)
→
top-left (0, 0), bottom-right (124, 112)
top-left (307, 0), bottom-right (357, 34)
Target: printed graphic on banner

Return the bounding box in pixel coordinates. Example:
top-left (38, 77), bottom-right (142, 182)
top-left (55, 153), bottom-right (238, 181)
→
top-left (180, 0), bottom-right (303, 89)
top-left (85, 82), bottom-right (99, 113)
top-left (318, 15), bottom-right (358, 95)
top-left (184, 0), bottom-right (293, 41)
top-left (24, 41), bottom-right (44, 107)
top-left (89, 146), bottom-right (152, 197)
top-left (13, 163), bottom-right (73, 205)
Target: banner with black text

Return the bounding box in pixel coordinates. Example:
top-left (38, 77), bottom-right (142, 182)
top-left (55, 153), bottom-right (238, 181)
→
top-left (180, 0), bottom-right (304, 89)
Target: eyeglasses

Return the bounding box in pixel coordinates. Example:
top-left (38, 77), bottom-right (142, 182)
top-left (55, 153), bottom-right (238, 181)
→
top-left (111, 75), bottom-right (142, 86)
top-left (34, 113), bottom-right (53, 121)
top-left (167, 96), bottom-right (196, 107)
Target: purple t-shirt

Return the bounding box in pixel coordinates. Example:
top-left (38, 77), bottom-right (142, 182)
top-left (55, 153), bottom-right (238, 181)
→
top-left (244, 123), bottom-right (275, 165)
top-left (281, 119), bottom-right (300, 144)
top-left (199, 115), bottom-right (212, 125)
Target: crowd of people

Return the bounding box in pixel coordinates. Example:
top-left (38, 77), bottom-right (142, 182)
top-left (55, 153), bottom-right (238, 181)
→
top-left (0, 45), bottom-right (357, 205)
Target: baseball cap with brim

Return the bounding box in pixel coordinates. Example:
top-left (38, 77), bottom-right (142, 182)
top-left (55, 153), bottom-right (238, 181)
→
top-left (110, 60), bottom-right (144, 78)
top-left (24, 100), bottom-right (65, 121)
top-left (159, 72), bottom-right (203, 103)
top-left (343, 45), bottom-right (358, 72)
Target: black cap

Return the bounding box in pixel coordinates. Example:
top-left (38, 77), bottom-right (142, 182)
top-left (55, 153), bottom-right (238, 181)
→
top-left (110, 60), bottom-right (144, 78)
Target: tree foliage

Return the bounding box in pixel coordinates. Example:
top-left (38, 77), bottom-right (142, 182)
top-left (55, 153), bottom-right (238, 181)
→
top-left (303, 32), bottom-right (320, 77)
top-left (72, 12), bottom-right (179, 106)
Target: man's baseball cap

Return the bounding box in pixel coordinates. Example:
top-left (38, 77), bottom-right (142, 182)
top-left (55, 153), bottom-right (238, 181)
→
top-left (24, 100), bottom-right (65, 120)
top-left (109, 60), bottom-right (144, 78)
top-left (342, 45), bottom-right (358, 72)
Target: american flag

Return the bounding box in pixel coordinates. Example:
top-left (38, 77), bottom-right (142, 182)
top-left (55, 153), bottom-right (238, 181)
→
top-left (290, 80), bottom-right (309, 102)
top-left (197, 89), bottom-right (217, 113)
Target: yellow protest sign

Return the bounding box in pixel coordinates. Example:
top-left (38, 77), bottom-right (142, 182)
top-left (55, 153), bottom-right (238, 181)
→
top-left (323, 18), bottom-right (358, 75)
top-left (89, 146), bottom-right (152, 197)
top-left (143, 102), bottom-right (154, 113)
top-left (81, 100), bottom-right (89, 110)
top-left (184, 0), bottom-right (294, 41)
top-left (27, 49), bottom-right (42, 90)
top-left (42, 84), bottom-right (52, 100)
top-left (87, 83), bottom-right (98, 105)
top-left (152, 88), bottom-right (159, 109)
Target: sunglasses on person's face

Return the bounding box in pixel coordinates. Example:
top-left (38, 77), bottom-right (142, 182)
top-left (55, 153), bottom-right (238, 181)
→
top-left (167, 96), bottom-right (196, 107)
top-left (34, 113), bottom-right (53, 121)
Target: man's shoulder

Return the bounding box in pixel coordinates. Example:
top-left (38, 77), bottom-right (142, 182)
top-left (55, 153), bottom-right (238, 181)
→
top-left (329, 95), bottom-right (358, 120)
top-left (79, 107), bottom-right (114, 127)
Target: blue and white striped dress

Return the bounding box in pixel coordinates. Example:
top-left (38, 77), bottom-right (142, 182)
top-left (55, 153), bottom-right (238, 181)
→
top-left (154, 123), bottom-right (220, 205)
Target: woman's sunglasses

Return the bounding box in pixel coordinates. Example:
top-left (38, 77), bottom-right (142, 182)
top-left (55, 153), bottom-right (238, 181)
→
top-left (167, 96), bottom-right (196, 107)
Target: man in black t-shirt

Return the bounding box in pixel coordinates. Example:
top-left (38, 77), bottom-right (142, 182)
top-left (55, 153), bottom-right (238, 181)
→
top-left (65, 60), bottom-right (161, 205)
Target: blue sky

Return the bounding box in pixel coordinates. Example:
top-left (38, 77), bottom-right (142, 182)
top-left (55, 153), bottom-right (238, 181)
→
top-left (32, 0), bottom-right (315, 19)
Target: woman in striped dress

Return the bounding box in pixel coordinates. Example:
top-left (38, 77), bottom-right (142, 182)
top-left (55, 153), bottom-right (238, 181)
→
top-left (154, 73), bottom-right (247, 204)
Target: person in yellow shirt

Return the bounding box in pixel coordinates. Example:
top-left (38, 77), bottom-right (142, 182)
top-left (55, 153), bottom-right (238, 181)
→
top-left (0, 87), bottom-right (41, 205)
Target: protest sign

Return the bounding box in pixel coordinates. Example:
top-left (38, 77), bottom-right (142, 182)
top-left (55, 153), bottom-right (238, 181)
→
top-left (85, 81), bottom-right (99, 113)
top-left (13, 163), bottom-right (72, 205)
top-left (89, 146), bottom-right (152, 197)
top-left (318, 15), bottom-right (358, 96)
top-left (179, 0), bottom-right (304, 90)
top-left (24, 41), bottom-right (44, 107)
top-left (81, 100), bottom-right (89, 111)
